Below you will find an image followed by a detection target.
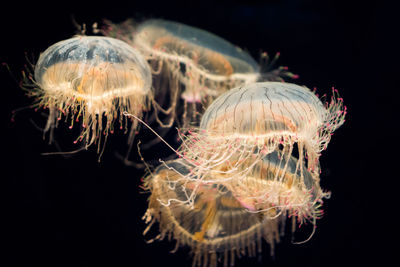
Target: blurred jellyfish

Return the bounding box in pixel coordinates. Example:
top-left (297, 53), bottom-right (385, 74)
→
top-left (25, 36), bottom-right (152, 157)
top-left (144, 158), bottom-right (280, 267)
top-left (175, 81), bottom-right (345, 192)
top-left (104, 19), bottom-right (297, 127)
top-left (143, 149), bottom-right (326, 267)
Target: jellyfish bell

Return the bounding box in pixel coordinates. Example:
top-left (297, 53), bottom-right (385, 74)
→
top-left (178, 81), bottom-right (346, 185)
top-left (104, 19), bottom-right (296, 127)
top-left (143, 158), bottom-right (283, 267)
top-left (29, 35), bottom-right (152, 157)
top-left (201, 82), bottom-right (327, 145)
top-left (133, 19), bottom-right (259, 99)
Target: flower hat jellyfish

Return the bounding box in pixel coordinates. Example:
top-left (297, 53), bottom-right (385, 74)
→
top-left (176, 81), bottom-right (345, 190)
top-left (143, 158), bottom-right (281, 267)
top-left (229, 150), bottom-right (329, 226)
top-left (104, 19), bottom-right (296, 127)
top-left (26, 36), bottom-right (152, 158)
top-left (142, 150), bottom-right (325, 267)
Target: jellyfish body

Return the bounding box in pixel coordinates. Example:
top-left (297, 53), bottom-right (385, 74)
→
top-left (143, 151), bottom-right (325, 267)
top-left (177, 82), bottom-right (345, 187)
top-left (31, 36), bottom-right (152, 154)
top-left (143, 158), bottom-right (281, 267)
top-left (105, 19), bottom-right (295, 127)
top-left (133, 19), bottom-right (259, 102)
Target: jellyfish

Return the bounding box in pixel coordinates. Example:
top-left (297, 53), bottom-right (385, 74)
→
top-left (25, 36), bottom-right (152, 157)
top-left (104, 19), bottom-right (297, 127)
top-left (226, 149), bottom-right (328, 225)
top-left (143, 149), bottom-right (326, 267)
top-left (174, 81), bottom-right (345, 195)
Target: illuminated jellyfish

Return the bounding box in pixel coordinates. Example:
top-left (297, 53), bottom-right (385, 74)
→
top-left (104, 19), bottom-right (296, 127)
top-left (143, 150), bottom-right (324, 267)
top-left (26, 36), bottom-right (152, 157)
top-left (228, 149), bottom-right (327, 224)
top-left (174, 81), bottom-right (345, 203)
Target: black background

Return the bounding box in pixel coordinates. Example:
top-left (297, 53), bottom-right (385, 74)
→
top-left (1, 0), bottom-right (395, 266)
